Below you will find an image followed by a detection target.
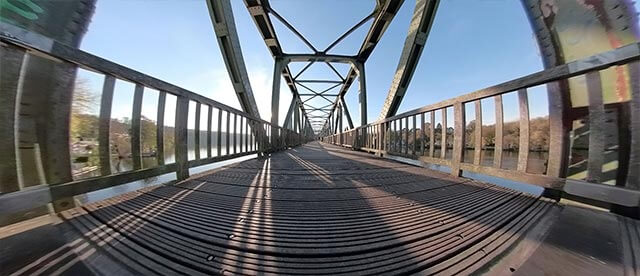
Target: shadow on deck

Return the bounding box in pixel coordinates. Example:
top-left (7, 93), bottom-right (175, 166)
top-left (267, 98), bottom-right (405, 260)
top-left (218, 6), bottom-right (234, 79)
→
top-left (1, 142), bottom-right (638, 275)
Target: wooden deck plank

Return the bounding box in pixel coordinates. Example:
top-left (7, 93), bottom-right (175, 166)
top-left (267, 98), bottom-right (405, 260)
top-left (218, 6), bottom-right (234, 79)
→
top-left (7, 141), bottom-right (635, 275)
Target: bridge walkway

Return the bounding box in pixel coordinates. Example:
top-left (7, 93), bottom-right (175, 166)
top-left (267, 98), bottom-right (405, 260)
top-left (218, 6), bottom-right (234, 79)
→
top-left (2, 142), bottom-right (638, 275)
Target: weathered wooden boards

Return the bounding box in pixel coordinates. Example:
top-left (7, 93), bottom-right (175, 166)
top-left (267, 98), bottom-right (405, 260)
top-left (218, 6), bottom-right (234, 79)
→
top-left (34, 142), bottom-right (555, 275)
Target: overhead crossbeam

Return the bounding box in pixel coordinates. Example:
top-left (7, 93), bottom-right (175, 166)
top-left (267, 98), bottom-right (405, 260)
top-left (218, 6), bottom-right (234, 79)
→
top-left (206, 0), bottom-right (261, 117)
top-left (325, 0), bottom-right (405, 127)
top-left (243, 0), bottom-right (403, 134)
top-left (379, 0), bottom-right (440, 119)
top-left (243, 0), bottom-right (307, 123)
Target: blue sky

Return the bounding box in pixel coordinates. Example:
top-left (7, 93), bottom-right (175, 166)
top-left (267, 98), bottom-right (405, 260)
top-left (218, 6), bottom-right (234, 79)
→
top-left (76, 0), bottom-right (640, 131)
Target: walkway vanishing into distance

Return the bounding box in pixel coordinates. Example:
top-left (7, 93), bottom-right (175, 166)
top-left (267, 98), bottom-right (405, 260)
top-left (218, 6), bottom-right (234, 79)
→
top-left (1, 142), bottom-right (638, 275)
top-left (2, 0), bottom-right (640, 275)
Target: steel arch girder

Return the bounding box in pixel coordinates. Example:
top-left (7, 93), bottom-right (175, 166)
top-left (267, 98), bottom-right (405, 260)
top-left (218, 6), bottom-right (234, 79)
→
top-left (378, 0), bottom-right (440, 119)
top-left (206, 0), bottom-right (261, 118)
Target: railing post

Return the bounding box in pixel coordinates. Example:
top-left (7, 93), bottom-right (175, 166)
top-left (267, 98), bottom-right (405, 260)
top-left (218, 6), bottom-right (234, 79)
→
top-left (239, 116), bottom-right (243, 153)
top-left (517, 89), bottom-right (530, 172)
top-left (441, 108), bottom-right (447, 159)
top-left (429, 111), bottom-right (435, 157)
top-left (420, 113), bottom-right (426, 156)
top-left (175, 96), bottom-right (190, 180)
top-left (194, 102), bottom-right (201, 160)
top-left (618, 61), bottom-right (640, 218)
top-left (451, 102), bottom-right (465, 176)
top-left (233, 113), bottom-right (237, 154)
top-left (156, 92), bottom-right (166, 165)
top-left (413, 115), bottom-right (417, 156)
top-left (473, 100), bottom-right (482, 165)
top-left (98, 75), bottom-right (115, 175)
top-left (217, 108), bottom-right (222, 156)
top-left (405, 116), bottom-right (409, 155)
top-left (493, 95), bottom-right (503, 168)
top-left (0, 46), bottom-right (25, 193)
top-left (131, 84), bottom-right (144, 170)
top-left (627, 61), bottom-right (640, 191)
top-left (207, 105), bottom-right (213, 158)
top-left (586, 71), bottom-right (604, 183)
top-left (226, 111), bottom-right (230, 155)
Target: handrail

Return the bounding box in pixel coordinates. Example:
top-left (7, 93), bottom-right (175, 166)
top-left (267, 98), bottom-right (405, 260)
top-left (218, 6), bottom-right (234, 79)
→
top-left (0, 23), bottom-right (313, 216)
top-left (322, 42), bottom-right (640, 212)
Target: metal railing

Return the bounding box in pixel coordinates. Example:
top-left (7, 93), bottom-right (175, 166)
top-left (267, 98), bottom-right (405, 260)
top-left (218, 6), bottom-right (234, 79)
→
top-left (0, 23), bottom-right (312, 215)
top-left (323, 42), bottom-right (640, 214)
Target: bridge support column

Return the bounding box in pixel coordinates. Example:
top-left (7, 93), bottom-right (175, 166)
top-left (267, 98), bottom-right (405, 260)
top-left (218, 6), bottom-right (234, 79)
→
top-left (271, 58), bottom-right (285, 150)
top-left (355, 62), bottom-right (367, 127)
top-left (338, 102), bottom-right (343, 144)
top-left (294, 103), bottom-right (300, 145)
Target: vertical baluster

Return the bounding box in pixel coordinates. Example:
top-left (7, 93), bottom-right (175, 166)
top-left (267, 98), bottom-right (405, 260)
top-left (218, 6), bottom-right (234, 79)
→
top-left (473, 100), bottom-right (482, 165)
top-left (387, 122), bottom-right (391, 152)
top-left (131, 84), bottom-right (144, 170)
top-left (242, 117), bottom-right (246, 152)
top-left (226, 111), bottom-right (230, 155)
top-left (421, 113), bottom-right (425, 156)
top-left (368, 126), bottom-right (372, 148)
top-left (517, 89), bottom-right (530, 172)
top-left (393, 120), bottom-right (397, 152)
top-left (494, 95), bottom-right (504, 168)
top-left (429, 111), bottom-right (435, 157)
top-left (441, 108), bottom-right (447, 159)
top-left (217, 109), bottom-right (222, 156)
top-left (233, 113), bottom-right (237, 154)
top-left (244, 117), bottom-right (248, 152)
top-left (194, 102), bottom-right (201, 160)
top-left (237, 115), bottom-right (244, 153)
top-left (0, 47), bottom-right (24, 193)
top-left (156, 91), bottom-right (166, 165)
top-left (380, 123), bottom-right (384, 151)
top-left (586, 71), bottom-right (604, 182)
top-left (413, 115), bottom-right (417, 156)
top-left (207, 105), bottom-right (212, 158)
top-left (251, 121), bottom-right (255, 151)
top-left (546, 81), bottom-right (571, 179)
top-left (405, 117), bottom-right (409, 155)
top-left (255, 121), bottom-right (259, 152)
top-left (370, 125), bottom-right (374, 149)
top-left (99, 76), bottom-right (115, 175)
top-left (175, 96), bottom-right (189, 180)
top-left (452, 102), bottom-right (465, 176)
top-left (627, 61), bottom-right (640, 190)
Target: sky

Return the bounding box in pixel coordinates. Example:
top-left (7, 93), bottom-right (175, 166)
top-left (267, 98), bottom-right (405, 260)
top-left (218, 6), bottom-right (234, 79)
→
top-left (76, 0), bottom-right (640, 132)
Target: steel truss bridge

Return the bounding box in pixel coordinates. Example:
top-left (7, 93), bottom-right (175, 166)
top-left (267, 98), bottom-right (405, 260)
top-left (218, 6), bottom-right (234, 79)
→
top-left (1, 0), bottom-right (639, 275)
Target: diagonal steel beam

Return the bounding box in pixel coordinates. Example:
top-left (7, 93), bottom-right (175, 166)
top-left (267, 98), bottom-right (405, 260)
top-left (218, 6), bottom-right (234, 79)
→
top-left (243, 0), bottom-right (308, 121)
top-left (325, 62), bottom-right (345, 81)
top-left (296, 82), bottom-right (339, 104)
top-left (325, 0), bottom-right (405, 126)
top-left (293, 61), bottom-right (314, 80)
top-left (323, 11), bottom-right (376, 53)
top-left (283, 96), bottom-right (297, 130)
top-left (206, 0), bottom-right (261, 117)
top-left (379, 0), bottom-right (439, 119)
top-left (269, 8), bottom-right (318, 52)
top-left (340, 96), bottom-right (354, 129)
